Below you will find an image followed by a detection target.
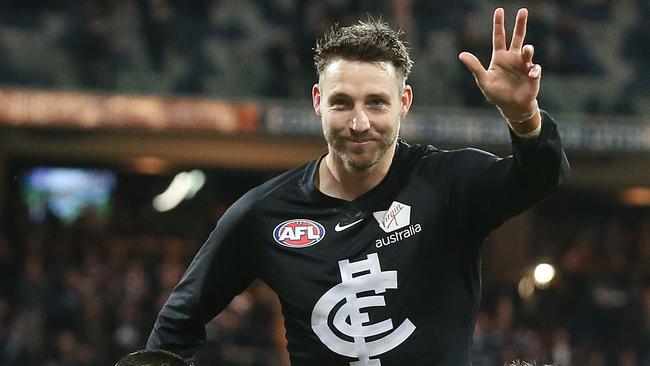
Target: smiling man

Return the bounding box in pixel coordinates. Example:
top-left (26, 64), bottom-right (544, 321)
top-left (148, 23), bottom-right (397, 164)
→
top-left (313, 57), bottom-right (411, 201)
top-left (147, 8), bottom-right (569, 366)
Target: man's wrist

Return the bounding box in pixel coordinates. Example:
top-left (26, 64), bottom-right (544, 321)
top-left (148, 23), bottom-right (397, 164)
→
top-left (507, 108), bottom-right (542, 138)
top-left (498, 99), bottom-right (539, 124)
top-left (496, 99), bottom-right (542, 138)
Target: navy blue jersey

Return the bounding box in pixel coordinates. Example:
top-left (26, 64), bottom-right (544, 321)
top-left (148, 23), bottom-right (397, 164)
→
top-left (147, 111), bottom-right (569, 366)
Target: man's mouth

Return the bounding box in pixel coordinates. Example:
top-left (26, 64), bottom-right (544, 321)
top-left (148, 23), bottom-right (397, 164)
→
top-left (347, 137), bottom-right (375, 144)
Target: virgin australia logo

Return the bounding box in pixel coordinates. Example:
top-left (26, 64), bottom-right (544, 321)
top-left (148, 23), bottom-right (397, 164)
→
top-left (373, 201), bottom-right (422, 248)
top-left (311, 253), bottom-right (416, 366)
top-left (373, 201), bottom-right (410, 233)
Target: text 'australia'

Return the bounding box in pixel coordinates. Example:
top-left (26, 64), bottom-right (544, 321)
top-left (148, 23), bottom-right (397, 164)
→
top-left (375, 224), bottom-right (422, 248)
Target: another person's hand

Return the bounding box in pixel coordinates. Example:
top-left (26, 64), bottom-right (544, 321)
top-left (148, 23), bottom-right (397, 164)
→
top-left (459, 8), bottom-right (541, 124)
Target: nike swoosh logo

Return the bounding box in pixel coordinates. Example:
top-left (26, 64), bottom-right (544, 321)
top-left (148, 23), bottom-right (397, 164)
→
top-left (334, 218), bottom-right (364, 232)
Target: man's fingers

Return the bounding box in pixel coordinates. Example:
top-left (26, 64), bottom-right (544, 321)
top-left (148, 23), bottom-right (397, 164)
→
top-left (528, 64), bottom-right (542, 79)
top-left (459, 52), bottom-right (486, 83)
top-left (510, 8), bottom-right (528, 50)
top-left (522, 44), bottom-right (534, 63)
top-left (493, 8), bottom-right (506, 51)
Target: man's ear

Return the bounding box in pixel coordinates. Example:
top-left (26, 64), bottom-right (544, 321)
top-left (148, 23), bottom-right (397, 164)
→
top-left (401, 84), bottom-right (413, 117)
top-left (312, 84), bottom-right (322, 117)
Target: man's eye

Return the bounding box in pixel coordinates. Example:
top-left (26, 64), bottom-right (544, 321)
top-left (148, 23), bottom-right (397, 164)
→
top-left (331, 101), bottom-right (348, 109)
top-left (368, 99), bottom-right (386, 107)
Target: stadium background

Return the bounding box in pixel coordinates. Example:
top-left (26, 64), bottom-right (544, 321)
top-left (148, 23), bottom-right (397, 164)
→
top-left (0, 0), bottom-right (649, 365)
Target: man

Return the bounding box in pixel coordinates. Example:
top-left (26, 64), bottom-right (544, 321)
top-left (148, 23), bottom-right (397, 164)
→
top-left (115, 349), bottom-right (189, 366)
top-left (147, 8), bottom-right (569, 366)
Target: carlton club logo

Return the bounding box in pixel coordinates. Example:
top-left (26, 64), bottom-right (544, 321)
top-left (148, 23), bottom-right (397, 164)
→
top-left (311, 253), bottom-right (416, 366)
top-left (273, 219), bottom-right (325, 248)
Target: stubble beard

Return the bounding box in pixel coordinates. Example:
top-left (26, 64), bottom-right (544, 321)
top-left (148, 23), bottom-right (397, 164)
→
top-left (325, 120), bottom-right (400, 172)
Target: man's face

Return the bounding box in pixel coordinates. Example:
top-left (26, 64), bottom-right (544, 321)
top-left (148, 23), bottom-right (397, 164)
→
top-left (312, 59), bottom-right (412, 171)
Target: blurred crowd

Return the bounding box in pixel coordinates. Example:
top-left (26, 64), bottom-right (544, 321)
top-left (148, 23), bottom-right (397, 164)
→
top-left (0, 169), bottom-right (649, 366)
top-left (0, 0), bottom-right (649, 115)
top-left (0, 167), bottom-right (288, 366)
top-left (473, 205), bottom-right (650, 366)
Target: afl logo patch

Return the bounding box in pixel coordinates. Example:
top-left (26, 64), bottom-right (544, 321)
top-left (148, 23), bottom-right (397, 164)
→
top-left (273, 219), bottom-right (325, 248)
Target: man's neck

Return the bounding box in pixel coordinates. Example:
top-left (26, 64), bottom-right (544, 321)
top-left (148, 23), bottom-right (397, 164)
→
top-left (316, 146), bottom-right (395, 201)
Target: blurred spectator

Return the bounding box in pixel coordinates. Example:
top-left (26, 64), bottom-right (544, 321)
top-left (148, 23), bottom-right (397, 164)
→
top-left (619, 1), bottom-right (650, 113)
top-left (262, 30), bottom-right (297, 97)
top-left (60, 1), bottom-right (116, 89)
top-left (411, 0), bottom-right (475, 47)
top-left (550, 13), bottom-right (603, 76)
top-left (136, 0), bottom-right (172, 71)
top-left (456, 9), bottom-right (491, 107)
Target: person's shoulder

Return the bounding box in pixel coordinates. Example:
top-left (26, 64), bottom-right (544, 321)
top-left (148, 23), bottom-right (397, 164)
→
top-left (230, 160), bottom-right (315, 212)
top-left (432, 147), bottom-right (499, 178)
top-left (398, 139), bottom-right (497, 169)
top-left (250, 161), bottom-right (313, 200)
top-left (395, 140), bottom-right (500, 191)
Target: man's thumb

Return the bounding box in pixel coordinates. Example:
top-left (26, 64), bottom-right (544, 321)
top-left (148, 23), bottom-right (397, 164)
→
top-left (458, 52), bottom-right (485, 83)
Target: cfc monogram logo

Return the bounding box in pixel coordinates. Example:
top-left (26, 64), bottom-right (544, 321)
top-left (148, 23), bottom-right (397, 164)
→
top-left (311, 253), bottom-right (416, 366)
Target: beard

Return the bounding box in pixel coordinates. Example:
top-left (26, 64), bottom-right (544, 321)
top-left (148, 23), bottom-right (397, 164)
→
top-left (324, 119), bottom-right (400, 171)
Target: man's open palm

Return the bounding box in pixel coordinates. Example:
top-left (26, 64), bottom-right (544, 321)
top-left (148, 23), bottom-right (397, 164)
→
top-left (459, 8), bottom-right (541, 121)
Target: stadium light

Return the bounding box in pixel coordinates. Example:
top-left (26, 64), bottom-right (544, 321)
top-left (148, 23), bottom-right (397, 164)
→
top-left (153, 170), bottom-right (206, 212)
top-left (517, 275), bottom-right (535, 300)
top-left (533, 263), bottom-right (555, 288)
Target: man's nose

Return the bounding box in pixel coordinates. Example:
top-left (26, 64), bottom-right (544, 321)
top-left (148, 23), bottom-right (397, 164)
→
top-left (350, 106), bottom-right (370, 132)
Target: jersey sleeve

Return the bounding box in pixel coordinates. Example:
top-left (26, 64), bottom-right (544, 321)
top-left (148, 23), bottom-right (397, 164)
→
top-left (146, 192), bottom-right (260, 359)
top-left (448, 110), bottom-right (570, 238)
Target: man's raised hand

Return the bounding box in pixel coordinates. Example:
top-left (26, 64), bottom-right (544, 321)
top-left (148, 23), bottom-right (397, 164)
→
top-left (459, 8), bottom-right (541, 124)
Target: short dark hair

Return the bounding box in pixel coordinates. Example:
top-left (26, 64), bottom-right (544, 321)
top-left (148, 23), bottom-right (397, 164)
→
top-left (115, 350), bottom-right (189, 366)
top-left (314, 20), bottom-right (413, 80)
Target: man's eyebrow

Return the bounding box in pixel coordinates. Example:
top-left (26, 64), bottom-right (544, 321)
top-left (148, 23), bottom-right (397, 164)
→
top-left (365, 92), bottom-right (391, 100)
top-left (327, 92), bottom-right (352, 101)
top-left (327, 92), bottom-right (392, 101)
